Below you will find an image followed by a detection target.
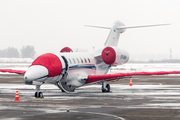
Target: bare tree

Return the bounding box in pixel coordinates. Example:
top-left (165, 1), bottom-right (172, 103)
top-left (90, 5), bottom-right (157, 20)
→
top-left (0, 50), bottom-right (5, 57)
top-left (0, 47), bottom-right (20, 58)
top-left (21, 45), bottom-right (36, 58)
top-left (5, 47), bottom-right (20, 58)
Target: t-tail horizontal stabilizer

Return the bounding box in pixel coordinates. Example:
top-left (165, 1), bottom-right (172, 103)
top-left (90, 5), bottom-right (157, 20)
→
top-left (85, 20), bottom-right (170, 47)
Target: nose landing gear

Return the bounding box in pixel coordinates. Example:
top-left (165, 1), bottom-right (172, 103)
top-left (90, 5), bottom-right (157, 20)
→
top-left (35, 85), bottom-right (44, 98)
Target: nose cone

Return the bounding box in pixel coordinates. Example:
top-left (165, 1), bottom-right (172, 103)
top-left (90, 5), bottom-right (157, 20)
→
top-left (31, 53), bottom-right (62, 77)
top-left (24, 65), bottom-right (48, 81)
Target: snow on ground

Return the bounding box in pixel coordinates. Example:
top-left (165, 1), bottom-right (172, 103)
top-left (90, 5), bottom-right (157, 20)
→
top-left (0, 58), bottom-right (33, 63)
top-left (0, 61), bottom-right (180, 74)
top-left (0, 58), bottom-right (32, 72)
top-left (110, 63), bottom-right (180, 73)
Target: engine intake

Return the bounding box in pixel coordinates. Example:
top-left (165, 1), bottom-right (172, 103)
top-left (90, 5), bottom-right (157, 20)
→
top-left (60, 47), bottom-right (88, 53)
top-left (60, 47), bottom-right (73, 53)
top-left (102, 46), bottom-right (129, 65)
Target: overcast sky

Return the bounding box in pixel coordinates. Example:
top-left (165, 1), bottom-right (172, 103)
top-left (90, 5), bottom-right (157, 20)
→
top-left (0, 0), bottom-right (180, 61)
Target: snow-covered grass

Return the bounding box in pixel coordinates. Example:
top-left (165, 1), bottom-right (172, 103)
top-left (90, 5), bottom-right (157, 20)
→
top-left (0, 58), bottom-right (33, 63)
top-left (0, 61), bottom-right (180, 74)
top-left (110, 63), bottom-right (180, 73)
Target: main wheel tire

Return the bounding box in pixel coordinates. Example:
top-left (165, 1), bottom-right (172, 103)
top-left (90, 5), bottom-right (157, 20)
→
top-left (35, 92), bottom-right (38, 97)
top-left (38, 92), bottom-right (43, 98)
top-left (106, 84), bottom-right (110, 92)
top-left (102, 88), bottom-right (106, 92)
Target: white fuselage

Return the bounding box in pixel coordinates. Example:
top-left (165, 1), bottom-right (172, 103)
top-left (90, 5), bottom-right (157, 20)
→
top-left (24, 47), bottom-right (129, 89)
top-left (42, 51), bottom-right (111, 86)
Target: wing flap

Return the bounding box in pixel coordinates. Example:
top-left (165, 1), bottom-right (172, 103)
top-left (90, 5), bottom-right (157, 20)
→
top-left (0, 69), bottom-right (26, 75)
top-left (86, 71), bottom-right (180, 84)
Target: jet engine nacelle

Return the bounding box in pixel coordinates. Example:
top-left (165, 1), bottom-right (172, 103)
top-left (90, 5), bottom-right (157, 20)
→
top-left (60, 47), bottom-right (88, 53)
top-left (102, 46), bottom-right (129, 65)
top-left (60, 47), bottom-right (73, 53)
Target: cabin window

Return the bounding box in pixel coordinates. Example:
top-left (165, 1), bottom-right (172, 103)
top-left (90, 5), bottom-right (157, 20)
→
top-left (68, 58), bottom-right (72, 64)
top-left (84, 58), bottom-right (87, 63)
top-left (80, 58), bottom-right (83, 63)
top-left (88, 58), bottom-right (90, 63)
top-left (76, 58), bottom-right (79, 63)
top-left (73, 58), bottom-right (76, 64)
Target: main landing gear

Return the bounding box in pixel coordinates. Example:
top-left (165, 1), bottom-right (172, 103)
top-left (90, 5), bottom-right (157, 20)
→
top-left (35, 85), bottom-right (44, 98)
top-left (101, 81), bottom-right (110, 92)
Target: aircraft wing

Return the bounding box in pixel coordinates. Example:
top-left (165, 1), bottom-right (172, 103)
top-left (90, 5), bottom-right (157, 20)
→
top-left (86, 71), bottom-right (180, 84)
top-left (0, 69), bottom-right (26, 75)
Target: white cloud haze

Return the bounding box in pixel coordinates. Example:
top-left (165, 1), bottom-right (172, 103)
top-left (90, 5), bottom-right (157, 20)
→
top-left (0, 0), bottom-right (179, 60)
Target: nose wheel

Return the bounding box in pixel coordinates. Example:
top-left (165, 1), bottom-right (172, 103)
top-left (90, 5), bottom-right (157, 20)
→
top-left (35, 85), bottom-right (44, 98)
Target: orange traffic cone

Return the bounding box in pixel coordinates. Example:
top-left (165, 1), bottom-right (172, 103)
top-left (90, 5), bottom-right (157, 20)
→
top-left (14, 88), bottom-right (20, 101)
top-left (129, 77), bottom-right (133, 86)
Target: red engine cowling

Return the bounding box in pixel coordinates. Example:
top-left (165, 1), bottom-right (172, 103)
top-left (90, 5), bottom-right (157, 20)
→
top-left (102, 46), bottom-right (129, 65)
top-left (60, 47), bottom-right (73, 53)
top-left (60, 47), bottom-right (88, 53)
